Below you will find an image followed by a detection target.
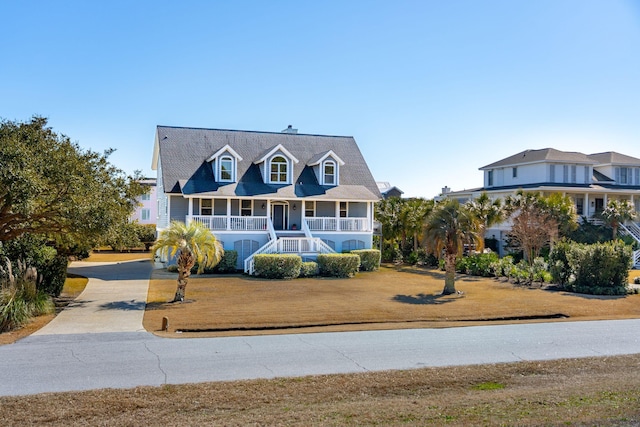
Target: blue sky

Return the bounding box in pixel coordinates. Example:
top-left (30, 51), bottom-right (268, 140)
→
top-left (2, 0), bottom-right (639, 198)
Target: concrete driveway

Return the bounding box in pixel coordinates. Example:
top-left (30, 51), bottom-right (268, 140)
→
top-left (1, 260), bottom-right (640, 397)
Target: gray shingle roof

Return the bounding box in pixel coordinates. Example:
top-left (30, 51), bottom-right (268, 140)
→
top-left (480, 148), bottom-right (595, 169)
top-left (156, 126), bottom-right (381, 201)
top-left (588, 151), bottom-right (640, 165)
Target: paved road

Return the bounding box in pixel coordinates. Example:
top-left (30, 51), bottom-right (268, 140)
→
top-left (1, 261), bottom-right (639, 397)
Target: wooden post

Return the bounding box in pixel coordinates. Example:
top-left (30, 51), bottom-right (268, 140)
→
top-left (161, 316), bottom-right (169, 332)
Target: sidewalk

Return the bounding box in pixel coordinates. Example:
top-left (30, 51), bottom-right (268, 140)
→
top-left (32, 259), bottom-right (153, 335)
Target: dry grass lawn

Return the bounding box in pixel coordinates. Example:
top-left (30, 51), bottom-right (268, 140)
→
top-left (144, 265), bottom-right (640, 337)
top-left (1, 354), bottom-right (639, 426)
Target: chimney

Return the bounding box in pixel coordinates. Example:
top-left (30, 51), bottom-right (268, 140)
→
top-left (281, 125), bottom-right (298, 134)
top-left (441, 186), bottom-right (451, 195)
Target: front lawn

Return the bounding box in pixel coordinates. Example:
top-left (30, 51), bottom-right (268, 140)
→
top-left (143, 265), bottom-right (640, 337)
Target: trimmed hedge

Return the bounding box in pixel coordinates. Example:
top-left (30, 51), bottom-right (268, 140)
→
top-left (351, 249), bottom-right (381, 271)
top-left (317, 253), bottom-right (360, 278)
top-left (210, 250), bottom-right (237, 273)
top-left (299, 261), bottom-right (319, 278)
top-left (253, 254), bottom-right (302, 279)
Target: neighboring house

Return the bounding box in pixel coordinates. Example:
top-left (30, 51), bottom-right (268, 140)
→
top-left (130, 178), bottom-right (157, 225)
top-left (376, 181), bottom-right (404, 199)
top-left (152, 125), bottom-right (382, 273)
top-left (445, 148), bottom-right (640, 266)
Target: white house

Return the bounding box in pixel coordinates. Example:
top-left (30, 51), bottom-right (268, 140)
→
top-left (130, 178), bottom-right (157, 225)
top-left (445, 148), bottom-right (640, 267)
top-left (151, 125), bottom-right (381, 273)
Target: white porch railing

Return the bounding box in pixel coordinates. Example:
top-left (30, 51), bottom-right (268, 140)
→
top-left (244, 237), bottom-right (335, 274)
top-left (188, 215), bottom-right (268, 231)
top-left (633, 250), bottom-right (640, 268)
top-left (305, 217), bottom-right (370, 232)
top-left (620, 222), bottom-right (640, 243)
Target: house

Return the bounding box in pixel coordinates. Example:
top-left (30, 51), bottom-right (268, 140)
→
top-left (376, 182), bottom-right (404, 199)
top-left (130, 178), bottom-right (157, 225)
top-left (151, 125), bottom-right (382, 273)
top-left (445, 148), bottom-right (640, 266)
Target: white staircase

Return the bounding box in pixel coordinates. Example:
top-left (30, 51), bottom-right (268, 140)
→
top-left (243, 237), bottom-right (336, 274)
top-left (619, 222), bottom-right (640, 268)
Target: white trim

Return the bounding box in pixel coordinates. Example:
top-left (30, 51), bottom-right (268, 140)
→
top-left (268, 154), bottom-right (290, 184)
top-left (254, 144), bottom-right (299, 165)
top-left (322, 159), bottom-right (338, 186)
top-left (308, 150), bottom-right (345, 166)
top-left (206, 144), bottom-right (243, 163)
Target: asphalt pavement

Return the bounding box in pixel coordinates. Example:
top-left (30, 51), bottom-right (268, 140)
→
top-left (1, 260), bottom-right (639, 397)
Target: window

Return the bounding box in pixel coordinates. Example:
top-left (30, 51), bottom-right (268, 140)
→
top-left (324, 160), bottom-right (336, 185)
top-left (270, 156), bottom-right (288, 183)
top-left (563, 165), bottom-right (569, 183)
top-left (550, 164), bottom-right (556, 182)
top-left (339, 202), bottom-right (348, 218)
top-left (512, 167), bottom-right (517, 178)
top-left (305, 201), bottom-right (315, 217)
top-left (487, 170), bottom-right (494, 186)
top-left (575, 198), bottom-right (584, 216)
top-left (571, 165), bottom-right (577, 183)
top-left (635, 168), bottom-right (640, 185)
top-left (241, 200), bottom-right (252, 216)
top-left (141, 209), bottom-right (150, 221)
top-left (201, 199), bottom-right (212, 215)
top-left (141, 193), bottom-right (150, 201)
top-left (584, 166), bottom-right (590, 184)
top-left (219, 156), bottom-right (234, 182)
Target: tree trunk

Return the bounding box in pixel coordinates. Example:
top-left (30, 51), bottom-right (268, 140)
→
top-left (442, 253), bottom-right (457, 295)
top-left (172, 249), bottom-right (195, 302)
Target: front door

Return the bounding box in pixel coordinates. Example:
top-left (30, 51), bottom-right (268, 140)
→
top-left (272, 204), bottom-right (289, 230)
top-left (595, 198), bottom-right (604, 214)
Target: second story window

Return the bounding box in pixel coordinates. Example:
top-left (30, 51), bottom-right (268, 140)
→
top-left (512, 167), bottom-right (517, 178)
top-left (487, 170), bottom-right (494, 186)
top-left (270, 156), bottom-right (288, 183)
top-left (323, 161), bottom-right (336, 185)
top-left (220, 156), bottom-right (234, 182)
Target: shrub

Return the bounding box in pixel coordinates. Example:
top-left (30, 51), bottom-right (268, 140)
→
top-left (456, 252), bottom-right (499, 277)
top-left (299, 261), bottom-right (319, 278)
top-left (549, 239), bottom-right (572, 287)
top-left (0, 258), bottom-right (55, 332)
top-left (490, 256), bottom-right (515, 278)
top-left (567, 241), bottom-right (632, 295)
top-left (210, 250), bottom-right (237, 273)
top-left (253, 254), bottom-right (302, 279)
top-left (137, 224), bottom-right (157, 250)
top-left (351, 249), bottom-right (381, 271)
top-left (317, 253), bottom-right (360, 278)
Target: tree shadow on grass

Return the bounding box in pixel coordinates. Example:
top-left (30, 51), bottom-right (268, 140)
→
top-left (392, 293), bottom-right (458, 305)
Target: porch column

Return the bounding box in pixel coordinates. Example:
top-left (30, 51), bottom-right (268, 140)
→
top-left (367, 201), bottom-right (372, 231)
top-left (227, 198), bottom-right (231, 230)
top-left (335, 201), bottom-right (341, 231)
top-left (188, 197), bottom-right (193, 222)
top-left (584, 193), bottom-right (589, 218)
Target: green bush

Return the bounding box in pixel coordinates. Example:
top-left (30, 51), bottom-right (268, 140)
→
top-left (567, 241), bottom-right (632, 295)
top-left (317, 253), bottom-right (360, 278)
top-left (137, 224), bottom-right (157, 250)
top-left (299, 261), bottom-right (319, 278)
top-left (456, 252), bottom-right (499, 277)
top-left (351, 249), bottom-right (381, 271)
top-left (253, 254), bottom-right (302, 279)
top-left (549, 239), bottom-right (572, 287)
top-left (210, 250), bottom-right (237, 273)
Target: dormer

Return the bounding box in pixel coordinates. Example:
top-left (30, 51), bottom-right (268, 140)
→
top-left (254, 144), bottom-right (299, 184)
top-left (308, 150), bottom-right (345, 186)
top-left (206, 145), bottom-right (243, 183)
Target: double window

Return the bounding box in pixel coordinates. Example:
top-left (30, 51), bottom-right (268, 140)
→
top-left (270, 156), bottom-right (288, 183)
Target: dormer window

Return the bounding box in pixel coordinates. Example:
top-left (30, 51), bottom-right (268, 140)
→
top-left (270, 156), bottom-right (288, 183)
top-left (323, 160), bottom-right (336, 185)
top-left (219, 156), bottom-right (234, 182)
top-left (309, 150), bottom-right (344, 186)
top-left (206, 144), bottom-right (243, 183)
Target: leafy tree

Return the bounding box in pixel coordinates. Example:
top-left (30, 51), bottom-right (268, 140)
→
top-left (465, 192), bottom-right (505, 251)
top-left (152, 221), bottom-right (223, 302)
top-left (599, 199), bottom-right (636, 239)
top-left (0, 116), bottom-right (145, 249)
top-left (425, 199), bottom-right (481, 295)
top-left (375, 197), bottom-right (404, 258)
top-left (403, 198), bottom-right (434, 251)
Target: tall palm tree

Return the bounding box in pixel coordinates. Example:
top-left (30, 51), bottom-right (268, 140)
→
top-left (403, 198), bottom-right (434, 251)
top-left (425, 199), bottom-right (482, 295)
top-left (465, 192), bottom-right (505, 252)
top-left (600, 199), bottom-right (636, 239)
top-left (152, 221), bottom-right (223, 302)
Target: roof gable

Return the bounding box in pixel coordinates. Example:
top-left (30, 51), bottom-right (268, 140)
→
top-left (481, 148), bottom-right (595, 170)
top-left (588, 151), bottom-right (640, 166)
top-left (308, 150), bottom-right (346, 166)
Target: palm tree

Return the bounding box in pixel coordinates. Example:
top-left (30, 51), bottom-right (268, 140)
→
top-left (465, 192), bottom-right (505, 252)
top-left (425, 199), bottom-right (482, 295)
top-left (152, 221), bottom-right (223, 302)
top-left (403, 198), bottom-right (434, 251)
top-left (600, 199), bottom-right (636, 239)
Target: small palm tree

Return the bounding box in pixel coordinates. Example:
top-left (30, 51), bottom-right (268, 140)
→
top-left (152, 221), bottom-right (223, 302)
top-left (600, 199), bottom-right (636, 239)
top-left (465, 192), bottom-right (505, 252)
top-left (425, 199), bottom-right (482, 295)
